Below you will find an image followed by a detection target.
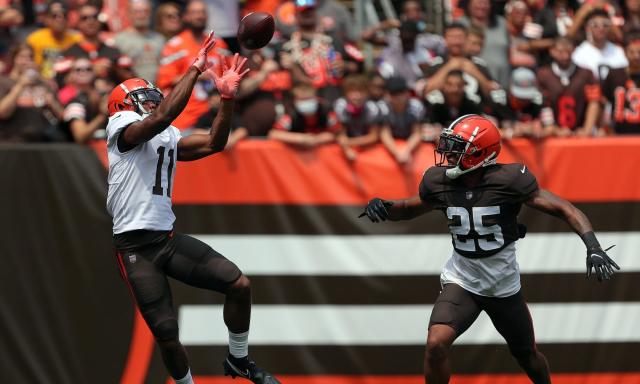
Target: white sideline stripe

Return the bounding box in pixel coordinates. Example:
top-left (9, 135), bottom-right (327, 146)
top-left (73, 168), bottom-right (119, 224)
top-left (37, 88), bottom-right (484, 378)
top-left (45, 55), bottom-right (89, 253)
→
top-left (179, 302), bottom-right (640, 345)
top-left (192, 233), bottom-right (638, 275)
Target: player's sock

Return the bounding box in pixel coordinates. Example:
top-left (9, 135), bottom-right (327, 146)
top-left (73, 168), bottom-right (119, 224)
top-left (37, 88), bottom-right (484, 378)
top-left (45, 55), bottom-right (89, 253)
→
top-left (175, 368), bottom-right (194, 384)
top-left (228, 330), bottom-right (249, 359)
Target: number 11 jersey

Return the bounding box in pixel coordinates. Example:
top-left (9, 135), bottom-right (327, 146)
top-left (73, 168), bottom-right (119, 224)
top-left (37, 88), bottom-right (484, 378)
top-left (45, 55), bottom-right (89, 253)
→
top-left (419, 163), bottom-right (539, 297)
top-left (106, 111), bottom-right (181, 234)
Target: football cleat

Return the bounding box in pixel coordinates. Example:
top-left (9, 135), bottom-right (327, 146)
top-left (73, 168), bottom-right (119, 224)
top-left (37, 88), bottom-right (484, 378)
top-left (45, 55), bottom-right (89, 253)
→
top-left (223, 355), bottom-right (281, 384)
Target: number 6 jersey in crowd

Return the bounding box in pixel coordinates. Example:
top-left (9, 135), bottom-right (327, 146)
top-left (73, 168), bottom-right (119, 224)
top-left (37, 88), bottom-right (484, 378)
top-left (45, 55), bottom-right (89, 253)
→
top-left (419, 163), bottom-right (539, 297)
top-left (106, 111), bottom-right (181, 234)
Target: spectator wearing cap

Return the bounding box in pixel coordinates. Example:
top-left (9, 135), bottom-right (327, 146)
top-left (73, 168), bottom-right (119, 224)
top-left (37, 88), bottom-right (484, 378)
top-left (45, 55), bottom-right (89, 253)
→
top-left (25, 1), bottom-right (82, 79)
top-left (458, 0), bottom-right (511, 89)
top-left (602, 33), bottom-right (640, 134)
top-left (113, 0), bottom-right (164, 83)
top-left (269, 82), bottom-right (339, 147)
top-left (334, 75), bottom-right (381, 161)
top-left (424, 69), bottom-right (483, 130)
top-left (379, 76), bottom-right (425, 166)
top-left (58, 3), bottom-right (134, 85)
top-left (422, 23), bottom-right (506, 113)
top-left (278, 0), bottom-right (348, 104)
top-left (572, 8), bottom-right (628, 80)
top-left (537, 37), bottom-right (601, 136)
top-left (497, 67), bottom-right (545, 138)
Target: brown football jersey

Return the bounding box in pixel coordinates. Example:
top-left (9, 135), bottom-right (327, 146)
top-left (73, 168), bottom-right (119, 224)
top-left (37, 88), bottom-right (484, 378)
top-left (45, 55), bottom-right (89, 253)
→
top-left (419, 163), bottom-right (538, 258)
top-left (602, 68), bottom-right (640, 134)
top-left (537, 65), bottom-right (601, 130)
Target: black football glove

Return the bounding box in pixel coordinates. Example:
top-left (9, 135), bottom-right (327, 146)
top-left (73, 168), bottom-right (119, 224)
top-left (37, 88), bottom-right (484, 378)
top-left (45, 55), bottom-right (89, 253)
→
top-left (586, 245), bottom-right (620, 282)
top-left (358, 198), bottom-right (393, 223)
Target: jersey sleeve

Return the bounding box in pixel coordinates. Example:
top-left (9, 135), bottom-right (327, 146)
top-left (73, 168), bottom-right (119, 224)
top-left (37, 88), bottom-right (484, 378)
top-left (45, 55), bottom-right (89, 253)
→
top-left (106, 111), bottom-right (143, 151)
top-left (418, 166), bottom-right (445, 208)
top-left (508, 163), bottom-right (539, 201)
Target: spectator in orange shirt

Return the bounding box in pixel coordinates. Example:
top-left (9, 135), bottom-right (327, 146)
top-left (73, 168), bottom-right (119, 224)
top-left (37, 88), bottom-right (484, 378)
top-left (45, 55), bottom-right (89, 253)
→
top-left (156, 0), bottom-right (230, 129)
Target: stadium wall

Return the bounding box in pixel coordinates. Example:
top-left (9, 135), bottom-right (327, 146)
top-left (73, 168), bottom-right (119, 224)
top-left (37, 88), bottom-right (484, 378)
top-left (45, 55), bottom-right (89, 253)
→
top-left (2, 139), bottom-right (639, 383)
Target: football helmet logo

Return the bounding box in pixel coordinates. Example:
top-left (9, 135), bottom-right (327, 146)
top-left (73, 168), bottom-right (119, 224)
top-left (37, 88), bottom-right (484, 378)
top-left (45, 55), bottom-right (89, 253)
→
top-left (107, 78), bottom-right (164, 117)
top-left (435, 114), bottom-right (501, 179)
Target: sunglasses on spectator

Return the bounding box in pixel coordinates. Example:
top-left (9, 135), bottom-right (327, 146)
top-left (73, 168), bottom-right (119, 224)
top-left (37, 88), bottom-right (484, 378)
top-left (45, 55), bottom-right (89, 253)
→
top-left (50, 12), bottom-right (66, 19)
top-left (73, 66), bottom-right (93, 72)
top-left (80, 13), bottom-right (99, 21)
top-left (588, 20), bottom-right (611, 28)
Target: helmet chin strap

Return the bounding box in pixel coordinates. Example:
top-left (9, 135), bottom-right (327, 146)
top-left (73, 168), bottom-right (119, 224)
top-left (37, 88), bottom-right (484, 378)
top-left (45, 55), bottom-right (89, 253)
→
top-left (445, 151), bottom-right (497, 179)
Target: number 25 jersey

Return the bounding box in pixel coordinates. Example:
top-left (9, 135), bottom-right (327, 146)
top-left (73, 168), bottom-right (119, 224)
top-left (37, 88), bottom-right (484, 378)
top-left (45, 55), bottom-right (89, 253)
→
top-left (419, 163), bottom-right (539, 297)
top-left (106, 111), bottom-right (181, 234)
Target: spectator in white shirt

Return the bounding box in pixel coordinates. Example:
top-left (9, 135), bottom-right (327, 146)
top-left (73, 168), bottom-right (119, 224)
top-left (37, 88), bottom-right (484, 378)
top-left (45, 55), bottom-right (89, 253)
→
top-left (572, 8), bottom-right (628, 80)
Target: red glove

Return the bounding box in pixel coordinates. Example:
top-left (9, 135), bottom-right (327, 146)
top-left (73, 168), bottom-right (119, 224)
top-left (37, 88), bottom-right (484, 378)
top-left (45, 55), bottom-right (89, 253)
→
top-left (191, 30), bottom-right (217, 73)
top-left (209, 53), bottom-right (250, 100)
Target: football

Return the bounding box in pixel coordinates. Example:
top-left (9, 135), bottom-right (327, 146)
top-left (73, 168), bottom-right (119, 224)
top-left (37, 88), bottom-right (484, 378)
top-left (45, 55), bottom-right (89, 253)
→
top-left (237, 12), bottom-right (275, 50)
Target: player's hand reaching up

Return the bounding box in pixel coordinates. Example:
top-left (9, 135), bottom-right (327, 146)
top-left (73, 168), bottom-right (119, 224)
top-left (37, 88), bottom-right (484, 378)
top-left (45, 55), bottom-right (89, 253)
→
top-left (359, 198), bottom-right (394, 222)
top-left (209, 53), bottom-right (250, 100)
top-left (192, 30), bottom-right (217, 73)
top-left (586, 245), bottom-right (620, 282)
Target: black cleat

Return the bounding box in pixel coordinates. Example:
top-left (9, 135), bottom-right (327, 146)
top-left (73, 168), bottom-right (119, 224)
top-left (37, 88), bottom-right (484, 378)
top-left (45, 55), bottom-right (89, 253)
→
top-left (223, 355), bottom-right (281, 384)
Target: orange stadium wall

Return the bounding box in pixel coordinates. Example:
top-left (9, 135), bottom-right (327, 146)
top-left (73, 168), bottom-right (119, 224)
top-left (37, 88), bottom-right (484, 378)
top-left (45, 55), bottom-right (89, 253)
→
top-left (2, 139), bottom-right (640, 384)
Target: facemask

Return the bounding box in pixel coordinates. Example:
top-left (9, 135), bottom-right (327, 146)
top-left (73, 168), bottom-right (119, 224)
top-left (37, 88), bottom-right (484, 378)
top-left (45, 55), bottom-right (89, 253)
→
top-left (295, 99), bottom-right (319, 115)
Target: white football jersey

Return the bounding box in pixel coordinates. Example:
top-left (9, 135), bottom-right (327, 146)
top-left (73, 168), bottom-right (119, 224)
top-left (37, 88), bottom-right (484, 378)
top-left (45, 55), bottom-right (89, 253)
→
top-left (106, 111), bottom-right (182, 234)
top-left (440, 242), bottom-right (520, 298)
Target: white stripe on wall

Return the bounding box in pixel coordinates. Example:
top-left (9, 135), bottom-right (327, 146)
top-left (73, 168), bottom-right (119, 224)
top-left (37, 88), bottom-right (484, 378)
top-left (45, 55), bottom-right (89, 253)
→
top-left (179, 302), bottom-right (640, 346)
top-left (192, 232), bottom-right (638, 275)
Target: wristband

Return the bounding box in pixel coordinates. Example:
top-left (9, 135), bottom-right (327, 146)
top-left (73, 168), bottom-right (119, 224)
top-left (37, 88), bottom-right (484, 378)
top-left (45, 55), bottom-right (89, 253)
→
top-left (580, 231), bottom-right (601, 250)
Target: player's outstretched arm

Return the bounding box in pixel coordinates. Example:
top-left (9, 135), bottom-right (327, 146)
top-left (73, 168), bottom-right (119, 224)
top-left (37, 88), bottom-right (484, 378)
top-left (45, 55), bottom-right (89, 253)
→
top-left (177, 53), bottom-right (250, 161)
top-left (119, 31), bottom-right (218, 150)
top-left (525, 189), bottom-right (620, 281)
top-left (359, 195), bottom-right (432, 222)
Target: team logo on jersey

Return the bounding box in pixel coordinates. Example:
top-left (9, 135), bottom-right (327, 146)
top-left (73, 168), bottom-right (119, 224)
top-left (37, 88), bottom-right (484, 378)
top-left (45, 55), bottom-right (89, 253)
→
top-left (466, 191), bottom-right (473, 200)
top-left (129, 254), bottom-right (137, 263)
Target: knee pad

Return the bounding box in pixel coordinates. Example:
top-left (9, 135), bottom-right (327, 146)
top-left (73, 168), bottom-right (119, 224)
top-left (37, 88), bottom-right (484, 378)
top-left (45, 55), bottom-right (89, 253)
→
top-left (152, 318), bottom-right (179, 342)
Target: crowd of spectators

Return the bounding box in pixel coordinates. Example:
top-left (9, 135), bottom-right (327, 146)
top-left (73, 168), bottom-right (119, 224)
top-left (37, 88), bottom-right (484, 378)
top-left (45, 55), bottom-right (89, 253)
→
top-left (2, 0), bottom-right (640, 164)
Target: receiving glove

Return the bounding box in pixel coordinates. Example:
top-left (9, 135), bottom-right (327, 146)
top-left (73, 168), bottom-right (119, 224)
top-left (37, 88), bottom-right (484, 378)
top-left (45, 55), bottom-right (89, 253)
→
top-left (209, 53), bottom-right (250, 99)
top-left (586, 245), bottom-right (620, 282)
top-left (191, 30), bottom-right (217, 73)
top-left (358, 198), bottom-right (393, 223)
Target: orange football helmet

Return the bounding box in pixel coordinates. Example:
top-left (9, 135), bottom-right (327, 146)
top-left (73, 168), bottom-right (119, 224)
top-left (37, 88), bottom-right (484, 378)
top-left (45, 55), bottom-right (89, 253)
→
top-left (435, 114), bottom-right (501, 178)
top-left (107, 78), bottom-right (164, 117)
